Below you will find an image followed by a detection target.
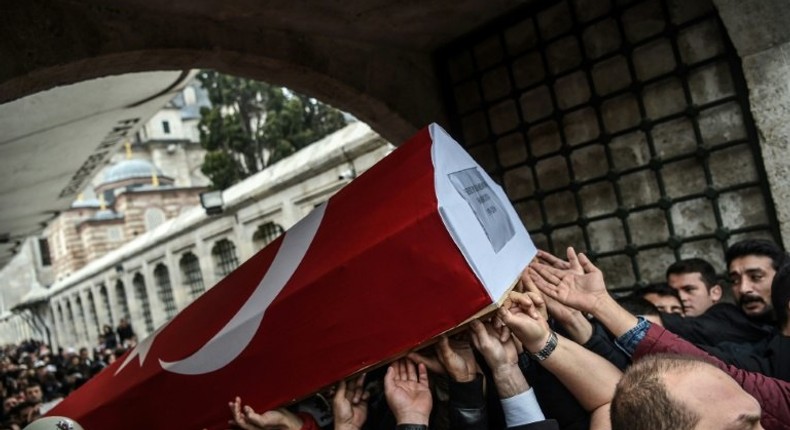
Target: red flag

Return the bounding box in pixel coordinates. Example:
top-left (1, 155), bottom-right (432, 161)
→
top-left (48, 123), bottom-right (536, 429)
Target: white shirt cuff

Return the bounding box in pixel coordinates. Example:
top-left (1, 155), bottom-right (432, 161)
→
top-left (500, 387), bottom-right (546, 427)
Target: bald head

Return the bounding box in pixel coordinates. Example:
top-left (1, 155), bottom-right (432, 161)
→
top-left (612, 355), bottom-right (762, 430)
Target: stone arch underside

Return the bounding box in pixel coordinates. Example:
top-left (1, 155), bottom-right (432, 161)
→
top-left (0, 0), bottom-right (446, 143)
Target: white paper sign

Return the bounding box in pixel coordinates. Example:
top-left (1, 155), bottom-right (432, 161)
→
top-left (448, 167), bottom-right (515, 253)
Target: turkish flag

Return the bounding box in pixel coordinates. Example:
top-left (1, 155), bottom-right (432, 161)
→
top-left (48, 123), bottom-right (536, 429)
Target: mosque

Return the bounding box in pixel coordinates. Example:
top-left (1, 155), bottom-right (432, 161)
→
top-left (45, 150), bottom-right (207, 283)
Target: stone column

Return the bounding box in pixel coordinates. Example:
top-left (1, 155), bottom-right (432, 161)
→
top-left (716, 0), bottom-right (790, 247)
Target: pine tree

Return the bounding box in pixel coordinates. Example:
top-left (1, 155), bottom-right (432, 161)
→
top-left (197, 70), bottom-right (347, 189)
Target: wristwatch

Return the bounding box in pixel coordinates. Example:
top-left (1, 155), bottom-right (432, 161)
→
top-left (529, 331), bottom-right (558, 362)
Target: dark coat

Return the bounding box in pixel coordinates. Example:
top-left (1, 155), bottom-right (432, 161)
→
top-left (660, 302), bottom-right (774, 347)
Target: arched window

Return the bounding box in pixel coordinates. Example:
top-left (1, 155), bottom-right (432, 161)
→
top-left (56, 303), bottom-right (64, 327)
top-left (65, 302), bottom-right (77, 344)
top-left (212, 239), bottom-right (239, 278)
top-left (183, 86), bottom-right (197, 105)
top-left (180, 252), bottom-right (205, 300)
top-left (253, 222), bottom-right (284, 251)
top-left (133, 273), bottom-right (154, 334)
top-left (116, 280), bottom-right (130, 320)
top-left (154, 264), bottom-right (177, 319)
top-left (144, 208), bottom-right (166, 232)
top-left (74, 296), bottom-right (88, 343)
top-left (87, 291), bottom-right (100, 337)
top-left (56, 303), bottom-right (66, 342)
top-left (99, 284), bottom-right (114, 327)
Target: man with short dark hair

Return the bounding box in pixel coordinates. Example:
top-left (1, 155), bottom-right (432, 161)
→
top-left (727, 239), bottom-right (787, 320)
top-left (23, 384), bottom-right (42, 405)
top-left (666, 258), bottom-right (722, 317)
top-left (702, 262), bottom-right (790, 381)
top-left (659, 240), bottom-right (783, 348)
top-left (635, 284), bottom-right (683, 315)
top-left (116, 318), bottom-right (135, 347)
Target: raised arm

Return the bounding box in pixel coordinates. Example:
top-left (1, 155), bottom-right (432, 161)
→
top-left (384, 358), bottom-right (433, 429)
top-left (333, 373), bottom-right (369, 430)
top-left (408, 335), bottom-right (487, 430)
top-left (530, 249), bottom-right (790, 429)
top-left (498, 292), bottom-right (619, 430)
top-left (528, 251), bottom-right (638, 338)
top-left (227, 396), bottom-right (306, 430)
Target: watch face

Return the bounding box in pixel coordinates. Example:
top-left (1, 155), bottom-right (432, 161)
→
top-left (56, 421), bottom-right (74, 430)
top-left (532, 331), bottom-right (558, 361)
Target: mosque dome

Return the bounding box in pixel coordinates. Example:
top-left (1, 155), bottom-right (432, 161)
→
top-left (93, 209), bottom-right (121, 220)
top-left (103, 159), bottom-right (164, 184)
top-left (71, 198), bottom-right (101, 209)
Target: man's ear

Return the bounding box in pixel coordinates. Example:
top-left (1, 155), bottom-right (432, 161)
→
top-left (710, 284), bottom-right (723, 302)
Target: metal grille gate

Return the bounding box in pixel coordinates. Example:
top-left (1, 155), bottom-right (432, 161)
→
top-left (436, 0), bottom-right (780, 289)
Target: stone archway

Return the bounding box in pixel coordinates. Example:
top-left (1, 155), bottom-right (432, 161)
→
top-left (1, 0), bottom-right (523, 143)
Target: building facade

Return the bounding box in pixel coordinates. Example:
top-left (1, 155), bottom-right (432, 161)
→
top-left (44, 79), bottom-right (211, 283)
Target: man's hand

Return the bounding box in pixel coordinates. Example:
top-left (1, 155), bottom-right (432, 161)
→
top-left (408, 334), bottom-right (479, 383)
top-left (228, 397), bottom-right (303, 430)
top-left (469, 319), bottom-right (530, 399)
top-left (437, 335), bottom-right (478, 382)
top-left (384, 358), bottom-right (432, 426)
top-left (520, 268), bottom-right (549, 321)
top-left (535, 248), bottom-right (581, 273)
top-left (498, 292), bottom-right (552, 354)
top-left (468, 320), bottom-right (517, 372)
top-left (534, 256), bottom-right (594, 344)
top-left (544, 292), bottom-right (594, 344)
top-left (333, 374), bottom-right (369, 430)
top-left (529, 249), bottom-right (609, 315)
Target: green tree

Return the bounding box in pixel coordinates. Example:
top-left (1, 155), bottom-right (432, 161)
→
top-left (197, 70), bottom-right (347, 189)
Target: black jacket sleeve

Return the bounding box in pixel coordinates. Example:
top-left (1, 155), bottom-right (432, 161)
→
top-left (508, 419), bottom-right (560, 430)
top-left (448, 374), bottom-right (488, 430)
top-left (582, 321), bottom-right (630, 370)
top-left (660, 303), bottom-right (773, 346)
top-left (520, 353), bottom-right (590, 430)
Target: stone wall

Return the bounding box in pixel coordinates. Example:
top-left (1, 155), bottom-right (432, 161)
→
top-left (714, 0), bottom-right (790, 248)
top-left (148, 140), bottom-right (209, 188)
top-left (78, 218), bottom-right (126, 263)
top-left (46, 209), bottom-right (92, 281)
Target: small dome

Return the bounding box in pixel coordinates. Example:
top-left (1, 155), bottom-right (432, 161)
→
top-left (71, 198), bottom-right (101, 208)
top-left (103, 159), bottom-right (164, 184)
top-left (93, 209), bottom-right (120, 220)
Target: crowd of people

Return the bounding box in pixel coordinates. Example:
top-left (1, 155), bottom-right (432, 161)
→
top-left (10, 239), bottom-right (790, 429)
top-left (0, 319), bottom-right (137, 429)
top-left (223, 238), bottom-right (789, 430)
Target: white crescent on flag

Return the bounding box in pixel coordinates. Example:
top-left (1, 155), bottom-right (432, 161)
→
top-left (109, 203), bottom-right (327, 376)
top-left (159, 203), bottom-right (326, 375)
